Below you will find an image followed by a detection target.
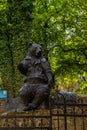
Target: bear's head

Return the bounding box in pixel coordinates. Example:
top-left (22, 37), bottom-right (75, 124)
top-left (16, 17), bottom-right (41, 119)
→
top-left (28, 43), bottom-right (42, 58)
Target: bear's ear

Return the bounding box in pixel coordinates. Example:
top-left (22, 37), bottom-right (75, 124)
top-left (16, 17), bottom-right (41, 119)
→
top-left (28, 42), bottom-right (32, 48)
top-left (40, 43), bottom-right (43, 47)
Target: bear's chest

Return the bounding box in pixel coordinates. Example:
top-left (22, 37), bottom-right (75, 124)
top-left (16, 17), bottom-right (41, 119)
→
top-left (28, 59), bottom-right (42, 73)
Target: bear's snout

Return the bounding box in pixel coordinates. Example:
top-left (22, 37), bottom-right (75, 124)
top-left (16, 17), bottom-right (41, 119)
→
top-left (36, 48), bottom-right (42, 57)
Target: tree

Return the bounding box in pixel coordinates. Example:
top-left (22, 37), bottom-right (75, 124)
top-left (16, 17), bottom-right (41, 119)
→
top-left (31, 0), bottom-right (87, 95)
top-left (0, 0), bottom-right (87, 96)
top-left (0, 0), bottom-right (34, 96)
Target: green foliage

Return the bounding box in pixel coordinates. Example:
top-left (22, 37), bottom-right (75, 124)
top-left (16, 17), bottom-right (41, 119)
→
top-left (0, 0), bottom-right (87, 96)
top-left (31, 0), bottom-right (87, 95)
top-left (0, 0), bottom-right (34, 96)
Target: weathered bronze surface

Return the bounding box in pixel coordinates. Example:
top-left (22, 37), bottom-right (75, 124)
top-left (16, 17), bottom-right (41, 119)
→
top-left (17, 43), bottom-right (53, 111)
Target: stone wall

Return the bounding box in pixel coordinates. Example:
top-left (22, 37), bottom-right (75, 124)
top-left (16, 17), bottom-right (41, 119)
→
top-left (0, 96), bottom-right (87, 130)
top-left (0, 108), bottom-right (87, 130)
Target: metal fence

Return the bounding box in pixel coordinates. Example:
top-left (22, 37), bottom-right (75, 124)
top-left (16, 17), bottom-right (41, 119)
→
top-left (0, 95), bottom-right (87, 130)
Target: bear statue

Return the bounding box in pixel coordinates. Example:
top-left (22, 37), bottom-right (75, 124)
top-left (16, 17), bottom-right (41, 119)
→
top-left (17, 43), bottom-right (53, 111)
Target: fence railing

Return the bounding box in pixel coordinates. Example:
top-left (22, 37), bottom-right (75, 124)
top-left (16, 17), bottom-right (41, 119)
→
top-left (0, 95), bottom-right (87, 130)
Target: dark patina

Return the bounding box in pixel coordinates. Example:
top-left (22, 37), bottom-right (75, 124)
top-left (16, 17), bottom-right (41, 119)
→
top-left (17, 43), bottom-right (53, 111)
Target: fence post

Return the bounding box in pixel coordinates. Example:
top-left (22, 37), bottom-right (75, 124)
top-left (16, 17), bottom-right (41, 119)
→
top-left (64, 98), bottom-right (67, 130)
top-left (49, 97), bottom-right (52, 130)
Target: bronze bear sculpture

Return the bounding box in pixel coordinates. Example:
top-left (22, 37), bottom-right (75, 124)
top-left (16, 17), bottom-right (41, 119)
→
top-left (17, 43), bottom-right (53, 111)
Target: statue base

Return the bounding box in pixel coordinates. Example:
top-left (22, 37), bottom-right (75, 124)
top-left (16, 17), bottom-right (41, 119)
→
top-left (4, 97), bottom-right (48, 113)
